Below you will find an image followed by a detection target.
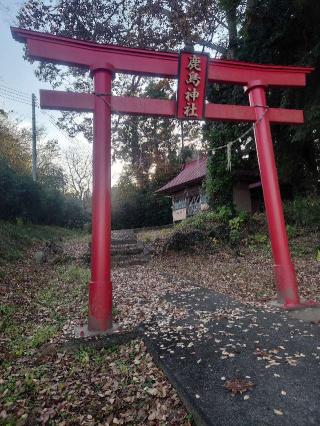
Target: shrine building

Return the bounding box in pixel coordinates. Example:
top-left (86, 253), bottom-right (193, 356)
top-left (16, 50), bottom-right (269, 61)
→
top-left (156, 157), bottom-right (262, 222)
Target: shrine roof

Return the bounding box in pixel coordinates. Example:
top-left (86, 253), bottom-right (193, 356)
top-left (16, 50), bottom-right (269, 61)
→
top-left (156, 157), bottom-right (207, 195)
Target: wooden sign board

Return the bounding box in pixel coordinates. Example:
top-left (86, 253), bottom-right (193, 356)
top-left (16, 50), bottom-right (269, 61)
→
top-left (177, 51), bottom-right (208, 120)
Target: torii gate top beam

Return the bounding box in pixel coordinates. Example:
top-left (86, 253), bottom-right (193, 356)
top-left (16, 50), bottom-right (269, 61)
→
top-left (11, 27), bottom-right (313, 87)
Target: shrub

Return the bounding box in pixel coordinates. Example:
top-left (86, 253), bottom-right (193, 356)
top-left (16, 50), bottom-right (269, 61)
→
top-left (0, 160), bottom-right (88, 228)
top-left (159, 196), bottom-right (320, 252)
top-left (164, 230), bottom-right (206, 251)
top-left (286, 224), bottom-right (298, 238)
top-left (252, 233), bottom-right (268, 244)
top-left (175, 210), bottom-right (228, 233)
top-left (111, 182), bottom-right (172, 230)
top-left (283, 196), bottom-right (320, 229)
top-left (163, 209), bottom-right (249, 251)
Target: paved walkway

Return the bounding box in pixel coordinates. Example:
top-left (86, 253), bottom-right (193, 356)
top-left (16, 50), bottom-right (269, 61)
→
top-left (143, 287), bottom-right (320, 426)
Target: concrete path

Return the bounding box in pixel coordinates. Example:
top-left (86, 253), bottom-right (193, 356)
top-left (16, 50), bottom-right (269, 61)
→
top-left (143, 287), bottom-right (320, 426)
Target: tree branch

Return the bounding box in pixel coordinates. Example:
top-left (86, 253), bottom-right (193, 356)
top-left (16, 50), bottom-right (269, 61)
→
top-left (197, 39), bottom-right (227, 54)
top-left (154, 4), bottom-right (228, 55)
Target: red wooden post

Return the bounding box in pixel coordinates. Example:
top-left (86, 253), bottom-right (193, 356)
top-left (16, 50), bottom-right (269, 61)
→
top-left (246, 80), bottom-right (300, 308)
top-left (88, 64), bottom-right (114, 331)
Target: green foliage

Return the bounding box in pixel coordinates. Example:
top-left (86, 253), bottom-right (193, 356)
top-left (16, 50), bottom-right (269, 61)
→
top-left (284, 197), bottom-right (320, 229)
top-left (204, 77), bottom-right (257, 208)
top-left (204, 121), bottom-right (253, 210)
top-left (164, 229), bottom-right (206, 251)
top-left (165, 209), bottom-right (250, 251)
top-left (0, 160), bottom-right (88, 228)
top-left (228, 211), bottom-right (248, 244)
top-left (111, 173), bottom-right (173, 229)
top-left (176, 208), bottom-right (234, 233)
top-left (164, 196), bottom-right (320, 252)
top-left (175, 212), bottom-right (216, 232)
top-left (204, 0), bottom-right (320, 205)
top-left (185, 413), bottom-right (194, 423)
top-left (236, 0), bottom-right (320, 196)
top-left (75, 348), bottom-right (90, 364)
top-left (0, 111), bottom-right (31, 175)
top-left (0, 112), bottom-right (88, 229)
top-left (286, 224), bottom-right (298, 239)
top-left (252, 233), bottom-right (268, 244)
top-left (165, 211), bottom-right (226, 251)
top-left (216, 206), bottom-right (235, 223)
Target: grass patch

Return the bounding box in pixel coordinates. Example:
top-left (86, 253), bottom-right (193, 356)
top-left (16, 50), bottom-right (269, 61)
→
top-left (2, 264), bottom-right (89, 359)
top-left (137, 227), bottom-right (173, 243)
top-left (7, 324), bottom-right (59, 357)
top-left (0, 366), bottom-right (47, 406)
top-left (35, 265), bottom-right (90, 325)
top-left (74, 345), bottom-right (119, 366)
top-left (289, 232), bottom-right (320, 258)
top-left (38, 265), bottom-right (89, 301)
top-left (0, 304), bottom-right (17, 333)
top-left (0, 221), bottom-right (77, 264)
top-left (29, 325), bottom-right (58, 348)
top-left (61, 265), bottom-right (90, 285)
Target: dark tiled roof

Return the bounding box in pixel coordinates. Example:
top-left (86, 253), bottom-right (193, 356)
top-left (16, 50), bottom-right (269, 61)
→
top-left (156, 157), bottom-right (207, 194)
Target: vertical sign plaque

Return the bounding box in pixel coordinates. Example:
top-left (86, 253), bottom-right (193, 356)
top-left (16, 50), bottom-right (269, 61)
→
top-left (177, 51), bottom-right (208, 120)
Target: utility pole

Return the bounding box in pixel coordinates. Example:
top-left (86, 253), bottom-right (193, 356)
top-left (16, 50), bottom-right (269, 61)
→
top-left (31, 93), bottom-right (37, 181)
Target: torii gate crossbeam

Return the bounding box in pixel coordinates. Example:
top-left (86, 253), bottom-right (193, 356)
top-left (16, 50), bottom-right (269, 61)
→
top-left (11, 27), bottom-right (314, 333)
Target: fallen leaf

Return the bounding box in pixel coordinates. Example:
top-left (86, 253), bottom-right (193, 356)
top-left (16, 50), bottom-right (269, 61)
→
top-left (224, 378), bottom-right (255, 395)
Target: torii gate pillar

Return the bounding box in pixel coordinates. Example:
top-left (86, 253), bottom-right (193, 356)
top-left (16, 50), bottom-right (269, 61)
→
top-left (246, 81), bottom-right (299, 306)
top-left (88, 64), bottom-right (113, 331)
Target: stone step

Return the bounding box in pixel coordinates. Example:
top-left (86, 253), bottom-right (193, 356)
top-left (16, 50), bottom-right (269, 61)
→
top-left (111, 241), bottom-right (141, 249)
top-left (112, 254), bottom-right (150, 268)
top-left (111, 238), bottom-right (137, 246)
top-left (112, 245), bottom-right (143, 256)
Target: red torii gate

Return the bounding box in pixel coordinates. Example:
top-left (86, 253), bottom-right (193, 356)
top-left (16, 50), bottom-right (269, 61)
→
top-left (11, 27), bottom-right (314, 333)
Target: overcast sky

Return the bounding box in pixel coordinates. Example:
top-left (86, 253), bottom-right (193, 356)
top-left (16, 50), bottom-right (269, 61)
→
top-left (0, 0), bottom-right (122, 184)
top-left (0, 1), bottom-right (55, 129)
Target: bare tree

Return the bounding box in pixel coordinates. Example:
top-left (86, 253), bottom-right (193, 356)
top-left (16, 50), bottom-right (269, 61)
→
top-left (65, 144), bottom-right (92, 211)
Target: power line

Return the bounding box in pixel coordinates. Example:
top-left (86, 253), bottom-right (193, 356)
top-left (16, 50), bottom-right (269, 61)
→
top-left (0, 84), bottom-right (31, 100)
top-left (0, 85), bottom-right (30, 98)
top-left (0, 90), bottom-right (31, 104)
top-left (2, 85), bottom-right (93, 145)
top-left (30, 93), bottom-right (83, 145)
top-left (39, 108), bottom-right (83, 145)
top-left (0, 92), bottom-right (32, 107)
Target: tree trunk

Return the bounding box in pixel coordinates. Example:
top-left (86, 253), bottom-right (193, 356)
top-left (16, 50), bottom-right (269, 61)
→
top-left (225, 4), bottom-right (238, 58)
